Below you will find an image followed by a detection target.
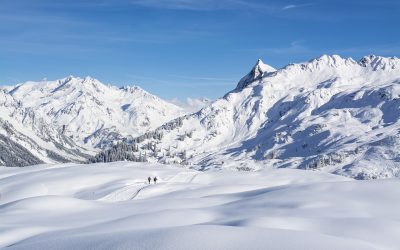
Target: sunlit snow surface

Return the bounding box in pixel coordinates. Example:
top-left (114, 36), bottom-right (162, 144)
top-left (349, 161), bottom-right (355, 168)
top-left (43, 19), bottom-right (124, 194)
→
top-left (136, 55), bottom-right (400, 179)
top-left (1, 162), bottom-right (400, 249)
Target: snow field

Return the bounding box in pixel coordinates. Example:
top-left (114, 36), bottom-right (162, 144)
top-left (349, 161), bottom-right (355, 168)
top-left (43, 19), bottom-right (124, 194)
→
top-left (1, 162), bottom-right (400, 249)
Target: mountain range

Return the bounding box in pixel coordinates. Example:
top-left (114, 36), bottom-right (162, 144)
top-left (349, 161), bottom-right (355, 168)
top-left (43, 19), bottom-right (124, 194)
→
top-left (0, 76), bottom-right (185, 166)
top-left (1, 55), bottom-right (399, 179)
top-left (91, 55), bottom-right (400, 179)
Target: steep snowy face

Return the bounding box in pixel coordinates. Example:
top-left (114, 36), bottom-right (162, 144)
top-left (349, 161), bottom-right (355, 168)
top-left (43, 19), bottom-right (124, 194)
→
top-left (9, 76), bottom-right (184, 149)
top-left (125, 55), bottom-right (400, 178)
top-left (236, 59), bottom-right (276, 91)
top-left (359, 55), bottom-right (400, 70)
top-left (0, 90), bottom-right (90, 166)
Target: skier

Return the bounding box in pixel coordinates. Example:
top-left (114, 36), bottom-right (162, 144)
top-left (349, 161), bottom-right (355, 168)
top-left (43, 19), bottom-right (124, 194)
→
top-left (153, 176), bottom-right (158, 184)
top-left (147, 176), bottom-right (151, 184)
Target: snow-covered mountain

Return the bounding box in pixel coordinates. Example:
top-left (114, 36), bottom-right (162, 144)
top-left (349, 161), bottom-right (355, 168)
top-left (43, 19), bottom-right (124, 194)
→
top-left (2, 55), bottom-right (399, 177)
top-left (110, 55), bottom-right (400, 179)
top-left (7, 76), bottom-right (184, 149)
top-left (0, 89), bottom-right (91, 166)
top-left (0, 77), bottom-right (186, 166)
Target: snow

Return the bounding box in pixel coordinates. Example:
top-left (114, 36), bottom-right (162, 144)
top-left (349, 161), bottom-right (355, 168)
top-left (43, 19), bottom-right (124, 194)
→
top-left (235, 58), bottom-right (276, 90)
top-left (1, 55), bottom-right (400, 176)
top-left (0, 91), bottom-right (91, 165)
top-left (133, 55), bottom-right (400, 179)
top-left (7, 76), bottom-right (184, 149)
top-left (1, 162), bottom-right (400, 249)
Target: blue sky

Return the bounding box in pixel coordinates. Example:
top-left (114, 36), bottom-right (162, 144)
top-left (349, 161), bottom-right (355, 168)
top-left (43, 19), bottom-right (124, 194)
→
top-left (1, 0), bottom-right (399, 100)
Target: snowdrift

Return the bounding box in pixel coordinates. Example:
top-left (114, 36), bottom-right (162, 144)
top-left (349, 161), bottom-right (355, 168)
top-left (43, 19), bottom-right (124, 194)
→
top-left (1, 162), bottom-right (400, 249)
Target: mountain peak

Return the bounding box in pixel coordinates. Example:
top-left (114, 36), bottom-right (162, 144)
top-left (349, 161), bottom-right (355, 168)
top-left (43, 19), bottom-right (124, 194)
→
top-left (255, 58), bottom-right (276, 73)
top-left (235, 59), bottom-right (276, 91)
top-left (82, 76), bottom-right (105, 87)
top-left (83, 76), bottom-right (96, 82)
top-left (256, 58), bottom-right (263, 65)
top-left (61, 75), bottom-right (77, 83)
top-left (52, 76), bottom-right (108, 94)
top-left (57, 75), bottom-right (100, 85)
top-left (311, 54), bottom-right (350, 65)
top-left (359, 55), bottom-right (399, 70)
top-left (120, 85), bottom-right (147, 94)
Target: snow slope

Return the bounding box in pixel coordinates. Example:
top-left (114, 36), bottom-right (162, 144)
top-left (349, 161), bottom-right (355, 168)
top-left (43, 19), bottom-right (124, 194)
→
top-left (1, 76), bottom-right (187, 166)
top-left (2, 55), bottom-right (399, 176)
top-left (0, 90), bottom-right (91, 166)
top-left (1, 162), bottom-right (400, 249)
top-left (8, 76), bottom-right (184, 149)
top-left (125, 55), bottom-right (400, 179)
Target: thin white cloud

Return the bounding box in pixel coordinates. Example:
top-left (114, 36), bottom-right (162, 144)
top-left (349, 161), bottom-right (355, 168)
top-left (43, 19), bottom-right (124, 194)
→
top-left (125, 74), bottom-right (234, 87)
top-left (282, 4), bottom-right (296, 10)
top-left (128, 0), bottom-right (276, 11)
top-left (267, 40), bottom-right (311, 55)
top-left (169, 74), bottom-right (235, 82)
top-left (125, 74), bottom-right (171, 84)
top-left (128, 0), bottom-right (212, 10)
top-left (251, 41), bottom-right (400, 57)
top-left (282, 3), bottom-right (313, 10)
top-left (170, 97), bottom-right (213, 113)
top-left (330, 45), bottom-right (400, 56)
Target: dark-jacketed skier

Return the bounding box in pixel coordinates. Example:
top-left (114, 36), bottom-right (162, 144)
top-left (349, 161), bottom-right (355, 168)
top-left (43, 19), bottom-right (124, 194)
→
top-left (148, 176), bottom-right (151, 184)
top-left (153, 176), bottom-right (158, 184)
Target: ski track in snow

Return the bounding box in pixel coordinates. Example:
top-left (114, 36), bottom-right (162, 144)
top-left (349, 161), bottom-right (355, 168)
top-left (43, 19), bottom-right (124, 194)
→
top-left (165, 171), bottom-right (198, 183)
top-left (98, 171), bottom-right (199, 202)
top-left (1, 55), bottom-right (400, 249)
top-left (98, 183), bottom-right (147, 202)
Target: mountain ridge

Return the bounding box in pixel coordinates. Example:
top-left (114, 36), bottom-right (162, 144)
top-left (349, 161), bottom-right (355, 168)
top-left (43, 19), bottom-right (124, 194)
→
top-left (1, 54), bottom-right (399, 178)
top-left (91, 54), bottom-right (400, 179)
top-left (7, 76), bottom-right (185, 150)
top-left (0, 77), bottom-right (186, 166)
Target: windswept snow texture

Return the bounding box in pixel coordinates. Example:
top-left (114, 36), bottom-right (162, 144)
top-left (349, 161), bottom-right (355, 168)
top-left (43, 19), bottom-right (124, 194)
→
top-left (129, 55), bottom-right (400, 179)
top-left (7, 76), bottom-right (184, 149)
top-left (1, 162), bottom-right (400, 249)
